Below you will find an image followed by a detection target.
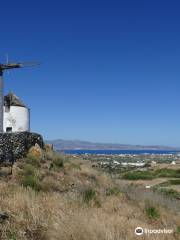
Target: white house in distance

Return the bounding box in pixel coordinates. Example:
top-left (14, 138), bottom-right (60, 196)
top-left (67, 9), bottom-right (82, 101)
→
top-left (3, 92), bottom-right (30, 133)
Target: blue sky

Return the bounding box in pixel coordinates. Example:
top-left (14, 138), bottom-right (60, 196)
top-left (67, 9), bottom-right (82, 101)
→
top-left (1, 0), bottom-right (180, 146)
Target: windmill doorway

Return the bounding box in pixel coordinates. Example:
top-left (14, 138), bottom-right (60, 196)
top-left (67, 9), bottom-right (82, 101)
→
top-left (6, 127), bottom-right (12, 133)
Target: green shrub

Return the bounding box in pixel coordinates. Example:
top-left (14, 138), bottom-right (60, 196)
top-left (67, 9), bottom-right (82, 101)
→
top-left (18, 164), bottom-right (36, 177)
top-left (169, 179), bottom-right (180, 185)
top-left (94, 198), bottom-right (101, 208)
top-left (155, 168), bottom-right (180, 178)
top-left (122, 168), bottom-right (180, 180)
top-left (50, 154), bottom-right (64, 170)
top-left (122, 171), bottom-right (154, 180)
top-left (20, 175), bottom-right (41, 191)
top-left (158, 179), bottom-right (180, 187)
top-left (106, 186), bottom-right (121, 196)
top-left (82, 188), bottom-right (96, 203)
top-left (17, 164), bottom-right (41, 191)
top-left (176, 226), bottom-right (180, 234)
top-left (6, 230), bottom-right (17, 240)
top-left (156, 181), bottom-right (170, 187)
top-left (26, 153), bottom-right (41, 167)
top-left (145, 206), bottom-right (160, 220)
top-left (54, 158), bottom-right (64, 168)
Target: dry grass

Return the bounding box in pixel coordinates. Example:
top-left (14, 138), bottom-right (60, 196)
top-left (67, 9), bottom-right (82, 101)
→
top-left (0, 151), bottom-right (179, 240)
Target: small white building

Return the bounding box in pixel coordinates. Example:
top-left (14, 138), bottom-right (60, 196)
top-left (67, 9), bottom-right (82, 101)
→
top-left (113, 160), bottom-right (120, 165)
top-left (121, 162), bottom-right (146, 167)
top-left (3, 93), bottom-right (30, 133)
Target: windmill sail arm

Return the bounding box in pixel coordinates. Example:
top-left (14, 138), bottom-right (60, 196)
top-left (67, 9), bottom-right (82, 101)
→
top-left (18, 62), bottom-right (41, 67)
top-left (1, 63), bottom-right (21, 70)
top-left (0, 61), bottom-right (40, 70)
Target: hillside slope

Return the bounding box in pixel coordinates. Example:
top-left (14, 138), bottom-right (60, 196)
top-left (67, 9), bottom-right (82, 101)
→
top-left (0, 149), bottom-right (179, 239)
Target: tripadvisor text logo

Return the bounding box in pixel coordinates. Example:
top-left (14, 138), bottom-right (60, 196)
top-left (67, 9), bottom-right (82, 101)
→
top-left (135, 227), bottom-right (173, 236)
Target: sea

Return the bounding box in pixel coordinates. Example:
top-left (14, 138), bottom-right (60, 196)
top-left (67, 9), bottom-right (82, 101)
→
top-left (63, 150), bottom-right (180, 155)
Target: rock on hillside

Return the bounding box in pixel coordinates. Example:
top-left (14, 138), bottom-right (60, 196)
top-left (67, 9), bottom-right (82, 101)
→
top-left (0, 132), bottom-right (44, 163)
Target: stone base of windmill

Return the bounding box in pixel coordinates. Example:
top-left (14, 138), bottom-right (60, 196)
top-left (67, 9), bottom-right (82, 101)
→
top-left (0, 132), bottom-right (44, 164)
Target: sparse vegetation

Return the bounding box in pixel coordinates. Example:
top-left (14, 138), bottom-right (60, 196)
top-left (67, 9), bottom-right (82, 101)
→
top-left (106, 186), bottom-right (121, 196)
top-left (26, 152), bottom-right (41, 167)
top-left (177, 226), bottom-right (180, 233)
top-left (155, 168), bottom-right (180, 178)
top-left (0, 149), bottom-right (179, 240)
top-left (20, 175), bottom-right (41, 191)
top-left (49, 153), bottom-right (64, 170)
top-left (121, 168), bottom-right (180, 180)
top-left (156, 179), bottom-right (180, 188)
top-left (17, 164), bottom-right (41, 191)
top-left (122, 170), bottom-right (154, 180)
top-left (18, 163), bottom-right (36, 177)
top-left (169, 179), bottom-right (180, 185)
top-left (145, 206), bottom-right (160, 220)
top-left (156, 188), bottom-right (180, 200)
top-left (82, 187), bottom-right (97, 203)
top-left (65, 160), bottom-right (81, 170)
top-left (6, 230), bottom-right (17, 240)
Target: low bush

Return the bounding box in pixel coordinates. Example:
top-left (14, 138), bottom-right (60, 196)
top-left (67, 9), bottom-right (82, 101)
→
top-left (158, 179), bottom-right (180, 187)
top-left (26, 152), bottom-right (41, 167)
top-left (53, 157), bottom-right (64, 168)
top-left (155, 168), bottom-right (180, 178)
top-left (122, 171), bottom-right (154, 180)
top-left (106, 186), bottom-right (121, 196)
top-left (176, 226), bottom-right (180, 234)
top-left (82, 188), bottom-right (97, 203)
top-left (6, 230), bottom-right (17, 240)
top-left (156, 181), bottom-right (170, 187)
top-left (122, 168), bottom-right (180, 181)
top-left (20, 175), bottom-right (41, 191)
top-left (17, 164), bottom-right (41, 191)
top-left (145, 206), bottom-right (160, 220)
top-left (169, 179), bottom-right (180, 185)
top-left (40, 176), bottom-right (61, 192)
top-left (66, 161), bottom-right (81, 170)
top-left (18, 164), bottom-right (36, 177)
top-left (157, 188), bottom-right (180, 200)
top-left (50, 154), bottom-right (64, 170)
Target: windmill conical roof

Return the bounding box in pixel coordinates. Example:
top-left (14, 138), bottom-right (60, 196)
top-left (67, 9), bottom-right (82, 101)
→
top-left (4, 92), bottom-right (26, 107)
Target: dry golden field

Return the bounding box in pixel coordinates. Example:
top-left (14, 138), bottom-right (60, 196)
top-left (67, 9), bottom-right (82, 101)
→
top-left (0, 150), bottom-right (179, 240)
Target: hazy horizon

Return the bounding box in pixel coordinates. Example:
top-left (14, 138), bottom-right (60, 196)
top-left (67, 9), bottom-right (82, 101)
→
top-left (46, 137), bottom-right (180, 148)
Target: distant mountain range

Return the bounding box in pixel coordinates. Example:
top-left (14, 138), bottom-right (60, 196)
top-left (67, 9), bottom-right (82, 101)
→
top-left (46, 139), bottom-right (179, 151)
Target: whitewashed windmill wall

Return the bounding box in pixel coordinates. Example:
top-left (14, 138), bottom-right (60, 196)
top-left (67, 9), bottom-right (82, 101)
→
top-left (3, 93), bottom-right (30, 132)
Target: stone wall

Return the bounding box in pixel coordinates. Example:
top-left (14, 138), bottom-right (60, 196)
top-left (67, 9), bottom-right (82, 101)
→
top-left (0, 132), bottom-right (44, 163)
